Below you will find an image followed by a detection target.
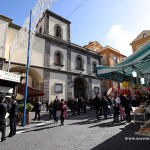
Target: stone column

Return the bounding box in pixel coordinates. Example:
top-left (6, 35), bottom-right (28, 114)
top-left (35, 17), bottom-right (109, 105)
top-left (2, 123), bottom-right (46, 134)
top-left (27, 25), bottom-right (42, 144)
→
top-left (44, 39), bottom-right (50, 67)
top-left (88, 78), bottom-right (92, 99)
top-left (67, 74), bottom-right (72, 100)
top-left (43, 69), bottom-right (50, 103)
top-left (87, 55), bottom-right (91, 75)
top-left (67, 46), bottom-right (71, 71)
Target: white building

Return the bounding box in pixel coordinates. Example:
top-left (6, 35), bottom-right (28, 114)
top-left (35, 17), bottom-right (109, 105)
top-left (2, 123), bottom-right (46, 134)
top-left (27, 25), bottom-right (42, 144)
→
top-left (0, 10), bottom-right (104, 103)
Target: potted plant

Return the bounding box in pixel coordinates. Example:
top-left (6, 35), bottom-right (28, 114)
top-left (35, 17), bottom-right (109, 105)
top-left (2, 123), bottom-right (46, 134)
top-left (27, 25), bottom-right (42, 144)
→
top-left (18, 103), bottom-right (34, 125)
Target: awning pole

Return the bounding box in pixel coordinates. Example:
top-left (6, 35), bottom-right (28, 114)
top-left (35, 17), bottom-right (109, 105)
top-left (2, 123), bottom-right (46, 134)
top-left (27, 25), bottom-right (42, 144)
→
top-left (22, 10), bottom-right (32, 127)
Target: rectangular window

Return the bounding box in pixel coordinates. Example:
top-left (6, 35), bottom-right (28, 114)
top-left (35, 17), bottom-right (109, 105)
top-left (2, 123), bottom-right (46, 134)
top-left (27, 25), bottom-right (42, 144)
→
top-left (114, 56), bottom-right (117, 65)
top-left (55, 83), bottom-right (63, 93)
top-left (94, 87), bottom-right (99, 94)
top-left (143, 34), bottom-right (146, 38)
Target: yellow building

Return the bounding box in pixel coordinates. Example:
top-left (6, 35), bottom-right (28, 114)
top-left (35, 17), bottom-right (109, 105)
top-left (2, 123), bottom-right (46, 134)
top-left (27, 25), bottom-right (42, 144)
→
top-left (84, 41), bottom-right (126, 92)
top-left (130, 30), bottom-right (150, 53)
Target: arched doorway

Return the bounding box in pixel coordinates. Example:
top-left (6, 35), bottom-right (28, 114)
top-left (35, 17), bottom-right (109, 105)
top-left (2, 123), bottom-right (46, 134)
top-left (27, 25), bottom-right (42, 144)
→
top-left (74, 77), bottom-right (88, 99)
top-left (9, 66), bottom-right (43, 100)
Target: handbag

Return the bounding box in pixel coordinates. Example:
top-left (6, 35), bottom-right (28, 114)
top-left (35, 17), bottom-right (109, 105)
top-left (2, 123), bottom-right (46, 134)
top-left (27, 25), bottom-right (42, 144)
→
top-left (56, 110), bottom-right (61, 117)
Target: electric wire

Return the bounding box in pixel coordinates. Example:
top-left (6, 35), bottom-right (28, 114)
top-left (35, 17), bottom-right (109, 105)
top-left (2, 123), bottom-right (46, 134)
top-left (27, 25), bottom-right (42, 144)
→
top-left (11, 0), bottom-right (88, 65)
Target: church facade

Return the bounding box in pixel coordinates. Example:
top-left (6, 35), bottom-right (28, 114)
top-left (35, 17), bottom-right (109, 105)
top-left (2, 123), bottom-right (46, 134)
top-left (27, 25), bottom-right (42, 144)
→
top-left (0, 10), bottom-right (103, 103)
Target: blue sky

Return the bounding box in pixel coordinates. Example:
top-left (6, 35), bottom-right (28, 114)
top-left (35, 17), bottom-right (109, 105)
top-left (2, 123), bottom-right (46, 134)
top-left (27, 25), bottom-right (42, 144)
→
top-left (1, 0), bottom-right (150, 56)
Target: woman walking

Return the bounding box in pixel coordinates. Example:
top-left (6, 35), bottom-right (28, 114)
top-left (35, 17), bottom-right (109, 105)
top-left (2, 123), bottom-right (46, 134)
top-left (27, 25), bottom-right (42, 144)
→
top-left (49, 100), bottom-right (53, 120)
top-left (60, 99), bottom-right (67, 126)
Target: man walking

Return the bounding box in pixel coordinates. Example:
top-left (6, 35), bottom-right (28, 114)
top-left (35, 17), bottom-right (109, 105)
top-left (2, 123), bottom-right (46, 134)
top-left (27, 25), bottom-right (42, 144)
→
top-left (93, 95), bottom-right (101, 120)
top-left (121, 94), bottom-right (131, 122)
top-left (8, 95), bottom-right (18, 137)
top-left (0, 92), bottom-right (7, 142)
top-left (33, 99), bottom-right (41, 121)
top-left (53, 96), bottom-right (60, 123)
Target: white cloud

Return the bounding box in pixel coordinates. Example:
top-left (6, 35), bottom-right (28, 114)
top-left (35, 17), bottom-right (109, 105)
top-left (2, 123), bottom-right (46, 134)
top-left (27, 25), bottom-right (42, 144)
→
top-left (106, 25), bottom-right (136, 56)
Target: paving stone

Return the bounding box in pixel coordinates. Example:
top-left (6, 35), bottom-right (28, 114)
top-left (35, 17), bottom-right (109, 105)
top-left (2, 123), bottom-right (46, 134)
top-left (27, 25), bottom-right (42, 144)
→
top-left (0, 109), bottom-right (150, 150)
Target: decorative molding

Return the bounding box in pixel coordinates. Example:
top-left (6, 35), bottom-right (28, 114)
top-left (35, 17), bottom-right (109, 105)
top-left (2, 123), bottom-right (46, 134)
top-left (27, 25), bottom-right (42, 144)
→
top-left (54, 83), bottom-right (63, 93)
top-left (54, 24), bottom-right (63, 39)
top-left (44, 39), bottom-right (50, 67)
top-left (94, 87), bottom-right (99, 94)
top-left (54, 63), bottom-right (64, 67)
top-left (5, 61), bottom-right (104, 80)
top-left (43, 69), bottom-right (50, 103)
top-left (88, 78), bottom-right (92, 98)
top-left (67, 74), bottom-right (72, 100)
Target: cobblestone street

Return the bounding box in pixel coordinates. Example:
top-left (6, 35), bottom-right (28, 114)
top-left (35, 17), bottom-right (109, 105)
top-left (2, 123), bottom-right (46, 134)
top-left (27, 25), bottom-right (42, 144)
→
top-left (0, 108), bottom-right (150, 150)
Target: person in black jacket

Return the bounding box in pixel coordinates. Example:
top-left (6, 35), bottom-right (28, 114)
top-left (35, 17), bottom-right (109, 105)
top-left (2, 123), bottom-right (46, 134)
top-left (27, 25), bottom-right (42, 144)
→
top-left (89, 97), bottom-right (93, 110)
top-left (8, 95), bottom-right (18, 137)
top-left (107, 96), bottom-right (112, 116)
top-left (78, 97), bottom-right (83, 113)
top-left (0, 92), bottom-right (7, 142)
top-left (72, 97), bottom-right (79, 115)
top-left (53, 96), bottom-right (60, 123)
top-left (93, 95), bottom-right (101, 120)
top-left (121, 94), bottom-right (131, 122)
top-left (101, 96), bottom-right (109, 119)
top-left (33, 99), bottom-right (41, 121)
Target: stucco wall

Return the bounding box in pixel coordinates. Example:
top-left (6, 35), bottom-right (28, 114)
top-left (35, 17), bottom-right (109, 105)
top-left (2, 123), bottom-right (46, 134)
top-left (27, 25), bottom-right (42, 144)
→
top-left (5, 27), bottom-right (45, 67)
top-left (101, 54), bottom-right (107, 65)
top-left (0, 20), bottom-right (8, 58)
top-left (92, 79), bottom-right (101, 98)
top-left (49, 72), bottom-right (67, 101)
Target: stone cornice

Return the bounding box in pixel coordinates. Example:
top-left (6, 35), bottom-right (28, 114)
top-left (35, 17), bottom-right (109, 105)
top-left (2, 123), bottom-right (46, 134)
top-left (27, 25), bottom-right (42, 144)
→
top-left (9, 22), bottom-right (22, 30)
top-left (130, 36), bottom-right (150, 46)
top-left (46, 9), bottom-right (71, 24)
top-left (4, 61), bottom-right (103, 80)
top-left (7, 19), bottom-right (101, 59)
top-left (0, 14), bottom-right (13, 23)
top-left (36, 33), bottom-right (102, 58)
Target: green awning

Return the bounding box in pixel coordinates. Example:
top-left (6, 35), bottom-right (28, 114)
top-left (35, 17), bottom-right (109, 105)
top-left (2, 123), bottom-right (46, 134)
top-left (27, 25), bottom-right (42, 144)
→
top-left (96, 40), bottom-right (150, 86)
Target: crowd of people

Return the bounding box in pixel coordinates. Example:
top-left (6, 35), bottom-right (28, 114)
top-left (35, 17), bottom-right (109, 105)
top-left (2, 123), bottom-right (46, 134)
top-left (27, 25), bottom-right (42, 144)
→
top-left (92, 91), bottom-right (150, 123)
top-left (1, 90), bottom-right (150, 142)
top-left (44, 92), bottom-right (150, 125)
top-left (0, 92), bottom-right (18, 142)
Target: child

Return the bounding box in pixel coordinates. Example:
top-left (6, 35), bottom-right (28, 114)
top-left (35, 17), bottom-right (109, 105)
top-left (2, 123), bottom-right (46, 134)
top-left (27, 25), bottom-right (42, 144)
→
top-left (120, 105), bottom-right (126, 122)
top-left (113, 103), bottom-right (120, 123)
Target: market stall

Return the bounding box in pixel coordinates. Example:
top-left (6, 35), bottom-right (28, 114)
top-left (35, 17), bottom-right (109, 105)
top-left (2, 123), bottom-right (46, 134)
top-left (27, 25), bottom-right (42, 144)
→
top-left (96, 40), bottom-right (150, 136)
top-left (96, 40), bottom-right (150, 86)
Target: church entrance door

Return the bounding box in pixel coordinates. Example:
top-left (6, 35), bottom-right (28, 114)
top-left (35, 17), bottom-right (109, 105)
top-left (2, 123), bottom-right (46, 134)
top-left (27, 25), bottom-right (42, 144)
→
top-left (74, 77), bottom-right (88, 99)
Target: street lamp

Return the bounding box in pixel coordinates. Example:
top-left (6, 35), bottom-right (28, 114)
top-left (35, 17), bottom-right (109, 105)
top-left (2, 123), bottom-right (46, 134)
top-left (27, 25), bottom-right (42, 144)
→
top-left (132, 70), bottom-right (137, 77)
top-left (141, 77), bottom-right (145, 84)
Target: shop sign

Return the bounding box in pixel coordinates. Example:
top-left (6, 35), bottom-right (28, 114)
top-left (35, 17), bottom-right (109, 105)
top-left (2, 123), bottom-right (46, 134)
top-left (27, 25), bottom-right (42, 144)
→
top-left (0, 70), bottom-right (20, 83)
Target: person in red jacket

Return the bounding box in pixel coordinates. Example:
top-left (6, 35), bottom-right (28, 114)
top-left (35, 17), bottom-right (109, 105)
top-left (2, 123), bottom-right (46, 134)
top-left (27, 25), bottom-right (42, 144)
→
top-left (59, 99), bottom-right (67, 126)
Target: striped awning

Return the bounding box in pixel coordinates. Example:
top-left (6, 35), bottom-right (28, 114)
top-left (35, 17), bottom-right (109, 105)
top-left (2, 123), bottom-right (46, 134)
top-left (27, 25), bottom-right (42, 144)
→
top-left (96, 40), bottom-right (150, 85)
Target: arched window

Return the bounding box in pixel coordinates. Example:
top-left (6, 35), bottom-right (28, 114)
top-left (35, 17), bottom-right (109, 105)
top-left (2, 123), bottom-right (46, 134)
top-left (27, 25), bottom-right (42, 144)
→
top-left (54, 51), bottom-right (63, 66)
top-left (92, 61), bottom-right (97, 73)
top-left (56, 52), bottom-right (61, 65)
top-left (39, 27), bottom-right (42, 33)
top-left (76, 55), bottom-right (84, 70)
top-left (55, 25), bottom-right (62, 38)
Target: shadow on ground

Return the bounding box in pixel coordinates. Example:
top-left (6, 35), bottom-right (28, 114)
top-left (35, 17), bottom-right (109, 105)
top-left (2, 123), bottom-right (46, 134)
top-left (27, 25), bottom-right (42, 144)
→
top-left (91, 122), bottom-right (150, 150)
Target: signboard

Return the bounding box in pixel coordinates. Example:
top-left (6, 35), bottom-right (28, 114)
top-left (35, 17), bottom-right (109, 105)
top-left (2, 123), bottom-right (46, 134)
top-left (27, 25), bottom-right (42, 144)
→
top-left (0, 70), bottom-right (20, 83)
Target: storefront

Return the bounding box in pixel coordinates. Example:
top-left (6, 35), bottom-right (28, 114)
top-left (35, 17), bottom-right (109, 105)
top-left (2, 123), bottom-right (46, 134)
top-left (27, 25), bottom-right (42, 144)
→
top-left (0, 70), bottom-right (20, 95)
top-left (96, 40), bottom-right (150, 136)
